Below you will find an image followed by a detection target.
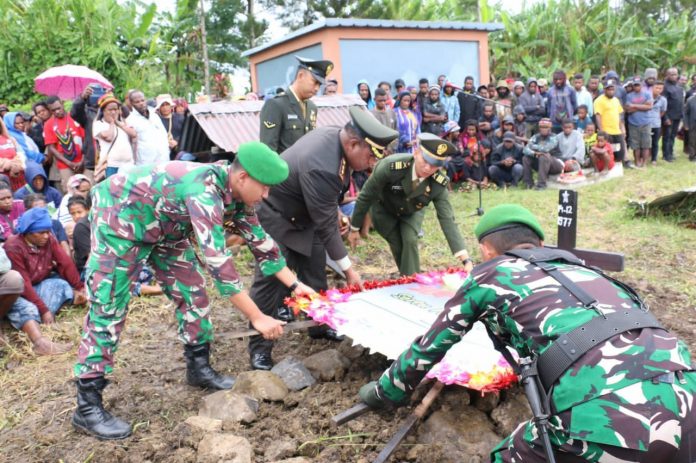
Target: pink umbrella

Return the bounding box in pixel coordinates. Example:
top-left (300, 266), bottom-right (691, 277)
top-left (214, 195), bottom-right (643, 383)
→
top-left (34, 64), bottom-right (114, 100)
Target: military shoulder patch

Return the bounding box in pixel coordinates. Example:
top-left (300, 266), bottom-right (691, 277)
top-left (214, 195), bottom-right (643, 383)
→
top-left (433, 172), bottom-right (449, 186)
top-left (389, 160), bottom-right (411, 171)
top-left (263, 121), bottom-right (277, 129)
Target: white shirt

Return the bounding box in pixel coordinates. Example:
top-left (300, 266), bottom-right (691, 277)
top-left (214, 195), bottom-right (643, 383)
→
top-left (576, 86), bottom-right (595, 117)
top-left (93, 120), bottom-right (135, 168)
top-left (126, 108), bottom-right (170, 165)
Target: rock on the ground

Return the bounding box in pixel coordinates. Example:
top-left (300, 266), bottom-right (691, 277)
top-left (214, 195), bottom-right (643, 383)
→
top-left (268, 458), bottom-right (311, 463)
top-left (197, 433), bottom-right (252, 463)
top-left (491, 388), bottom-right (532, 437)
top-left (185, 415), bottom-right (223, 432)
top-left (417, 406), bottom-right (502, 462)
top-left (271, 357), bottom-right (316, 391)
top-left (302, 349), bottom-right (350, 381)
top-left (198, 390), bottom-right (259, 424)
top-left (337, 338), bottom-right (366, 360)
top-left (232, 370), bottom-right (289, 401)
top-left (264, 438), bottom-right (297, 461)
top-left (471, 390), bottom-right (501, 413)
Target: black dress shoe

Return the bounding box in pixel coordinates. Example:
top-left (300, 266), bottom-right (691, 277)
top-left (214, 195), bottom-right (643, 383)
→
top-left (250, 352), bottom-right (273, 370)
top-left (308, 326), bottom-right (344, 342)
top-left (275, 306), bottom-right (296, 322)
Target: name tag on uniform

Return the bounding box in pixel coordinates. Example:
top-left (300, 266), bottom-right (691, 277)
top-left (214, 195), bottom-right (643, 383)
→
top-left (391, 185), bottom-right (404, 192)
top-left (287, 114), bottom-right (298, 120)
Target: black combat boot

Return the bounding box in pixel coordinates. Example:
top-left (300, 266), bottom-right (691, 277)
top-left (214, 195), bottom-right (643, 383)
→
top-left (72, 377), bottom-right (132, 440)
top-left (250, 351), bottom-right (273, 370)
top-left (184, 343), bottom-right (235, 390)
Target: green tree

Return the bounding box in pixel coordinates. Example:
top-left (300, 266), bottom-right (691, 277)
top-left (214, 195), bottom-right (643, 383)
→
top-left (0, 0), bottom-right (160, 104)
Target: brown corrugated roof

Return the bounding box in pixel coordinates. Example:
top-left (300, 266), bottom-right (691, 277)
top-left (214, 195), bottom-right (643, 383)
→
top-left (187, 94), bottom-right (366, 153)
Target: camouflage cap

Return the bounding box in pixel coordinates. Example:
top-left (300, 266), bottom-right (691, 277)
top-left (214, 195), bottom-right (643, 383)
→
top-left (475, 204), bottom-right (545, 241)
top-left (236, 141), bottom-right (288, 185)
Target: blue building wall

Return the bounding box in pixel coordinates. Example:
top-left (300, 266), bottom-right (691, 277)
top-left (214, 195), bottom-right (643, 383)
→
top-left (339, 39), bottom-right (480, 94)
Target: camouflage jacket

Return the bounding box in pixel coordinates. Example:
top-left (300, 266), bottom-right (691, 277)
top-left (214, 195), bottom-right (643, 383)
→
top-left (378, 249), bottom-right (693, 447)
top-left (88, 161), bottom-right (286, 296)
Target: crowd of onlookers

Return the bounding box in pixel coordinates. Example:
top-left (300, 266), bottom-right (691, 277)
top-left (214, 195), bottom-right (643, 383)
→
top-left (340, 68), bottom-right (696, 190)
top-left (0, 87), bottom-right (180, 354)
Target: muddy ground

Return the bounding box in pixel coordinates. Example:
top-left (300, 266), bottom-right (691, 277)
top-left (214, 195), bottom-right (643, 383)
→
top-left (1, 255), bottom-right (695, 463)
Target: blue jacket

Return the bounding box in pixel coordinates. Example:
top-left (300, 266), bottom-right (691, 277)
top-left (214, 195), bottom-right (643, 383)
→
top-left (13, 162), bottom-right (62, 210)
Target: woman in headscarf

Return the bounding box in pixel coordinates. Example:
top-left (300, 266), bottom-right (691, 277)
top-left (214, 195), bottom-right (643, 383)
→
top-left (394, 91), bottom-right (420, 153)
top-left (93, 93), bottom-right (136, 181)
top-left (0, 116), bottom-right (26, 191)
top-left (4, 112), bottom-right (45, 166)
top-left (356, 80), bottom-right (375, 110)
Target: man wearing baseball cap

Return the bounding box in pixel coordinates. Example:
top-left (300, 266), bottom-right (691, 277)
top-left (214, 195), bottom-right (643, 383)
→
top-left (348, 132), bottom-right (471, 276)
top-left (72, 142), bottom-right (315, 440)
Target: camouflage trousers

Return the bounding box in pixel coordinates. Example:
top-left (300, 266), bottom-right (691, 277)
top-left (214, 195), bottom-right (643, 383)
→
top-left (492, 372), bottom-right (696, 462)
top-left (74, 238), bottom-right (212, 378)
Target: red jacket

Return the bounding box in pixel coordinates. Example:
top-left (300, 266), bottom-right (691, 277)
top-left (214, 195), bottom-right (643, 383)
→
top-left (4, 233), bottom-right (83, 314)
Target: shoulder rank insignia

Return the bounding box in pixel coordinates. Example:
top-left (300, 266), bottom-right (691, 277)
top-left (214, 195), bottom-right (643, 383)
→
top-left (339, 158), bottom-right (347, 182)
top-left (263, 121), bottom-right (276, 129)
top-left (433, 172), bottom-right (449, 186)
top-left (389, 160), bottom-right (411, 171)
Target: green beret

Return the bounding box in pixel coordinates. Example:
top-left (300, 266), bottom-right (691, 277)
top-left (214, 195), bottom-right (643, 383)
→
top-left (474, 204), bottom-right (545, 241)
top-left (236, 141), bottom-right (288, 185)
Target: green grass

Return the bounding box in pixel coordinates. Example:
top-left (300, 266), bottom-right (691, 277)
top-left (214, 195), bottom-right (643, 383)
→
top-left (350, 152), bottom-right (696, 307)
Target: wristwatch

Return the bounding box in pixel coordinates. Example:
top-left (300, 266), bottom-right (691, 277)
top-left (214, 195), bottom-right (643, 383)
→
top-left (288, 280), bottom-right (300, 292)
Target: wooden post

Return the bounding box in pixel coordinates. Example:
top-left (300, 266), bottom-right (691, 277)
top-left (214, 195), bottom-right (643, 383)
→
top-left (550, 189), bottom-right (624, 272)
top-left (557, 190), bottom-right (577, 250)
top-left (199, 0), bottom-right (211, 97)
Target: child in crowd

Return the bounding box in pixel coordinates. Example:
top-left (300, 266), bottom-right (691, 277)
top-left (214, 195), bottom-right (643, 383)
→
top-left (459, 120), bottom-right (482, 154)
top-left (461, 142), bottom-right (491, 191)
top-left (13, 163), bottom-right (62, 215)
top-left (69, 195), bottom-right (162, 296)
top-left (513, 105), bottom-right (527, 141)
top-left (589, 131), bottom-right (615, 175)
top-left (0, 181), bottom-right (24, 240)
top-left (441, 121), bottom-right (465, 188)
top-left (56, 174), bottom-right (91, 240)
top-left (574, 105), bottom-right (591, 132)
top-left (583, 123), bottom-right (598, 167)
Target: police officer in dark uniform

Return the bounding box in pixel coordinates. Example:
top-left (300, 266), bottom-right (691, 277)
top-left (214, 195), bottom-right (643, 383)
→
top-left (259, 56), bottom-right (333, 154)
top-left (348, 133), bottom-right (473, 275)
top-left (248, 107), bottom-right (399, 370)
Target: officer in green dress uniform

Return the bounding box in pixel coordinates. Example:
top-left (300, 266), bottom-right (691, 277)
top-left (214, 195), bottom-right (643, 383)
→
top-left (259, 56), bottom-right (334, 154)
top-left (348, 133), bottom-right (472, 275)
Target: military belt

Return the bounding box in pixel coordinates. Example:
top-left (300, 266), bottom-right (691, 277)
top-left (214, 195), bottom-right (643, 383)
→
top-left (537, 309), bottom-right (664, 392)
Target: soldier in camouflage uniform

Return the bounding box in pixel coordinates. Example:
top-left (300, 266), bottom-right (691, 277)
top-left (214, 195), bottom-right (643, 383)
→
top-left (72, 142), bottom-right (315, 441)
top-left (360, 204), bottom-right (696, 462)
top-left (347, 133), bottom-right (472, 275)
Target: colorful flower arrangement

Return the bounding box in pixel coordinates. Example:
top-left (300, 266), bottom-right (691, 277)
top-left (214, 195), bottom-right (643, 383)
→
top-left (285, 268), bottom-right (518, 392)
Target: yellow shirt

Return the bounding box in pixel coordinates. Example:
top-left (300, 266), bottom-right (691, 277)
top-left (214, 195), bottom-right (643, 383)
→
top-left (593, 95), bottom-right (624, 135)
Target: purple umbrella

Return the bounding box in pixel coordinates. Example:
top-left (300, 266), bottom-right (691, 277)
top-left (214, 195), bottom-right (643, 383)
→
top-left (34, 65), bottom-right (114, 100)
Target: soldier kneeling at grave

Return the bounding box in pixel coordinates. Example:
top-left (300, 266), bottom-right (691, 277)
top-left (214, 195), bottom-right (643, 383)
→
top-left (360, 204), bottom-right (696, 462)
